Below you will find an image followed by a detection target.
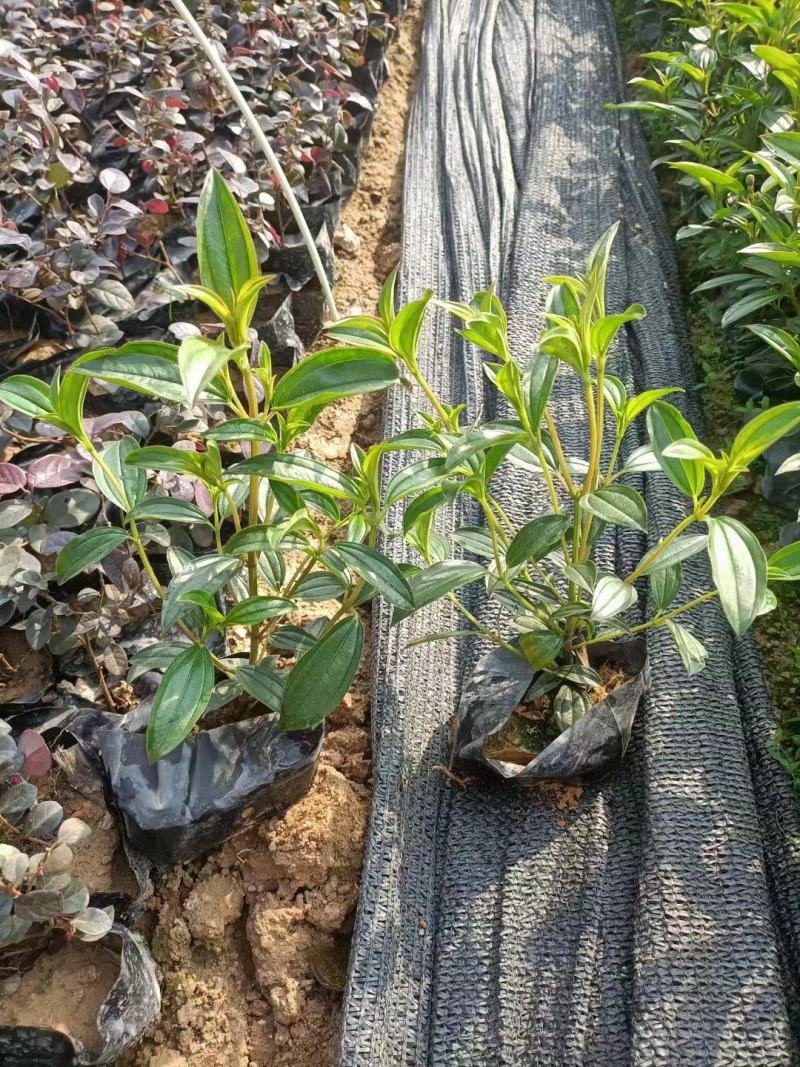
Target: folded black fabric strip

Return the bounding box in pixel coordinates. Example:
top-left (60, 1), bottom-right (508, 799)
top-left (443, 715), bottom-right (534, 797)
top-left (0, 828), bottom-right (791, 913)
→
top-left (340, 0), bottom-right (800, 1063)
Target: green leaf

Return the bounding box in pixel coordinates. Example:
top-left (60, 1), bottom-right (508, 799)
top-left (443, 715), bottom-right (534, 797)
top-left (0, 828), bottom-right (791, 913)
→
top-left (197, 169), bottom-right (259, 308)
top-left (767, 541), bottom-right (800, 581)
top-left (591, 574), bottom-right (638, 622)
top-left (384, 458), bottom-right (449, 507)
top-left (640, 533), bottom-right (708, 574)
top-left (591, 304), bottom-right (646, 358)
top-left (388, 291), bottom-right (432, 365)
top-left (334, 542), bottom-right (414, 610)
top-left (392, 560), bottom-right (486, 624)
top-left (324, 316), bottom-right (393, 353)
top-left (128, 641), bottom-right (190, 682)
top-left (747, 324), bottom-right (800, 370)
top-left (553, 685), bottom-right (589, 731)
top-left (622, 387), bottom-right (681, 429)
top-left (405, 629), bottom-right (476, 649)
top-left (647, 401), bottom-right (705, 498)
top-left (271, 347), bottom-right (399, 409)
top-left (178, 336), bottom-right (235, 409)
top-left (443, 421), bottom-right (524, 472)
top-left (125, 445), bottom-right (205, 477)
top-left (270, 625), bottom-right (318, 653)
top-left (162, 554), bottom-right (243, 631)
top-left (721, 290), bottom-right (782, 329)
top-left (706, 516), bottom-right (767, 637)
top-left (523, 352), bottom-right (557, 428)
top-left (236, 663), bottom-right (285, 712)
top-left (670, 161), bottom-right (744, 193)
top-left (74, 345), bottom-right (227, 404)
top-left (584, 485), bottom-right (648, 532)
top-left (379, 267), bottom-right (397, 327)
top-left (228, 453), bottom-right (360, 500)
top-left (92, 436), bottom-right (146, 511)
top-left (518, 630), bottom-right (563, 669)
top-left (281, 616), bottom-right (364, 730)
top-left (651, 561), bottom-right (682, 611)
top-left (506, 514), bottom-right (571, 568)
top-left (294, 571), bottom-right (347, 601)
top-left (0, 375), bottom-right (56, 419)
top-left (224, 524), bottom-right (273, 556)
top-left (225, 596), bottom-right (295, 626)
top-left (146, 646), bottom-right (214, 761)
top-left (56, 527), bottom-right (129, 582)
top-left (179, 589), bottom-right (223, 621)
top-left (666, 620), bottom-right (708, 676)
top-left (204, 418), bottom-right (276, 443)
top-left (729, 403), bottom-right (800, 468)
top-left (661, 437), bottom-right (715, 462)
top-left (127, 497), bottom-right (212, 526)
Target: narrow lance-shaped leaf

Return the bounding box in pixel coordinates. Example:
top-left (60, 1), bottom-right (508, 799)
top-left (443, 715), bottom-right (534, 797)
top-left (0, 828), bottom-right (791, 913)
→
top-left (584, 485), bottom-right (648, 532)
top-left (146, 645), bottom-right (215, 761)
top-left (647, 401), bottom-right (705, 499)
top-left (197, 169), bottom-right (259, 308)
top-left (392, 560), bottom-right (486, 624)
top-left (228, 454), bottom-right (360, 501)
top-left (506, 514), bottom-right (571, 568)
top-left (729, 403), bottom-right (800, 468)
top-left (333, 542), bottom-right (414, 610)
top-left (271, 348), bottom-right (400, 409)
top-left (281, 616), bottom-right (364, 730)
top-left (56, 528), bottom-right (130, 583)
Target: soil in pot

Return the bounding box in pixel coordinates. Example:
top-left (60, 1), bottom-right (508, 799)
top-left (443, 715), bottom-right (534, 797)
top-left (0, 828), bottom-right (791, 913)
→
top-left (0, 939), bottom-right (119, 1052)
top-left (484, 662), bottom-right (627, 765)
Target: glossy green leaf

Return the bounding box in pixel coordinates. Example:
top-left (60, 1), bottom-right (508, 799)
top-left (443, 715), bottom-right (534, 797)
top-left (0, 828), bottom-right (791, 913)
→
top-left (125, 446), bottom-right (205, 477)
top-left (178, 336), bottom-right (234, 409)
top-left (236, 663), bottom-right (285, 712)
top-left (281, 616), bottom-right (364, 730)
top-left (590, 574), bottom-right (638, 622)
top-left (146, 646), bottom-right (214, 761)
top-left (379, 267), bottom-right (397, 327)
top-left (162, 554), bottom-right (242, 631)
top-left (126, 497), bottom-right (212, 526)
top-left (225, 596), bottom-right (295, 626)
top-left (706, 516), bottom-right (767, 637)
top-left (197, 169), bottom-right (259, 308)
top-left (228, 453), bottom-right (360, 500)
top-left (0, 375), bottom-right (56, 419)
top-left (506, 514), bottom-right (571, 568)
top-left (271, 347), bottom-right (399, 409)
top-left (647, 401), bottom-right (705, 498)
top-left (650, 561), bottom-right (682, 611)
top-left (204, 418), bottom-right (276, 443)
top-left (523, 352), bottom-right (558, 428)
top-left (334, 541), bottom-right (414, 610)
top-left (729, 403), bottom-right (800, 468)
top-left (640, 533), bottom-right (708, 573)
top-left (767, 541), bottom-right (800, 581)
top-left (584, 485), bottom-right (648, 532)
top-left (56, 527), bottom-right (129, 583)
top-left (384, 457), bottom-right (449, 507)
top-left (666, 619), bottom-right (708, 676)
top-left (74, 345), bottom-right (227, 404)
top-left (128, 641), bottom-right (190, 682)
top-left (223, 524), bottom-right (273, 556)
top-left (388, 291), bottom-right (432, 365)
top-left (392, 560), bottom-right (486, 624)
top-left (324, 316), bottom-right (393, 352)
top-left (92, 436), bottom-right (146, 511)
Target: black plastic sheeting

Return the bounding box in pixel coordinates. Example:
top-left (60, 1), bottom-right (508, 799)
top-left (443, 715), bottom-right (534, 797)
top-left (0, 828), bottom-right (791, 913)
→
top-left (340, 0), bottom-right (800, 1063)
top-left (0, 925), bottom-right (160, 1067)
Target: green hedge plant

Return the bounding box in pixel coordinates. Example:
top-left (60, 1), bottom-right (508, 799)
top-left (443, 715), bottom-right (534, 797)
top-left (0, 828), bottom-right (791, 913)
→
top-left (326, 225), bottom-right (800, 722)
top-left (0, 172), bottom-right (409, 762)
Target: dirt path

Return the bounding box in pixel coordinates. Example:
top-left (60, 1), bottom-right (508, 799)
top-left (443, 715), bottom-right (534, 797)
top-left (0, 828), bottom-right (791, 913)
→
top-left (120, 8), bottom-right (423, 1066)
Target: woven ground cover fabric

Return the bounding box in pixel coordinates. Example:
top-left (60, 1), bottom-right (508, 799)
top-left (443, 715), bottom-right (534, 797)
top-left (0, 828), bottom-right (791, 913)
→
top-left (340, 0), bottom-right (800, 1063)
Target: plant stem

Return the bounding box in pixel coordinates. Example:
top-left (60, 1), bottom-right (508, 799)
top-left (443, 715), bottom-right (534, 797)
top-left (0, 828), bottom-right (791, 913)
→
top-left (575, 590), bottom-right (718, 649)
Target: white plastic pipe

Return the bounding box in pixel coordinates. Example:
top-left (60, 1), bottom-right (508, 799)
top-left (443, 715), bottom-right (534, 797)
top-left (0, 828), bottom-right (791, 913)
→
top-left (168, 0), bottom-right (339, 322)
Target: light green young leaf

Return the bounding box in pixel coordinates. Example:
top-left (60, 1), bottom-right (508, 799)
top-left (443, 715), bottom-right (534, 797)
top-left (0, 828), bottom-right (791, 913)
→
top-left (92, 436), bottom-right (146, 512)
top-left (197, 169), bottom-right (259, 308)
top-left (666, 619), bottom-right (708, 676)
top-left (729, 403), bottom-right (800, 468)
top-left (271, 347), bottom-right (399, 409)
top-left (388, 291), bottom-right (432, 365)
top-left (225, 596), bottom-right (295, 626)
top-left (647, 401), bottom-right (705, 498)
top-left (178, 336), bottom-right (235, 409)
top-left (767, 540), bottom-right (800, 581)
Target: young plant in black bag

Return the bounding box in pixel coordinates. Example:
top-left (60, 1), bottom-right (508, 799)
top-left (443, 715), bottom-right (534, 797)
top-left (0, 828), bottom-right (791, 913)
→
top-left (324, 224), bottom-right (800, 780)
top-left (0, 171), bottom-right (411, 765)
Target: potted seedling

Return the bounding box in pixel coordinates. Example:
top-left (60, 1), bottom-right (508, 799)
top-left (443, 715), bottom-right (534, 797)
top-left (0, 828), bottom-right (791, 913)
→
top-left (0, 721), bottom-right (160, 1063)
top-left (321, 225), bottom-right (800, 781)
top-left (0, 172), bottom-right (412, 863)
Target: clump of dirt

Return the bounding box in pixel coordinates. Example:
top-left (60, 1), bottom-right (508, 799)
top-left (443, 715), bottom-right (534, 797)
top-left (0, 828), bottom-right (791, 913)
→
top-left (0, 629), bottom-right (51, 703)
top-left (0, 939), bottom-right (120, 1051)
top-left (121, 7), bottom-right (424, 1065)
